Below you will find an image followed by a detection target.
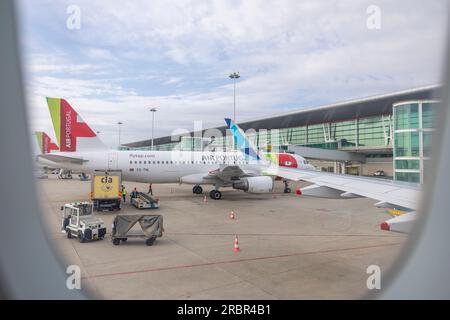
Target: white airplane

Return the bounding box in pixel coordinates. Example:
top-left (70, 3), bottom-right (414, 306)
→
top-left (38, 98), bottom-right (314, 200)
top-left (38, 98), bottom-right (420, 233)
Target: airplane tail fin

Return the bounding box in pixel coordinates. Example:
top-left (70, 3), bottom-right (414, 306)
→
top-left (224, 118), bottom-right (268, 164)
top-left (46, 98), bottom-right (107, 152)
top-left (35, 131), bottom-right (59, 154)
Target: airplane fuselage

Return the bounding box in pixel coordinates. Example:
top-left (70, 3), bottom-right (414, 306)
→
top-left (40, 150), bottom-right (311, 185)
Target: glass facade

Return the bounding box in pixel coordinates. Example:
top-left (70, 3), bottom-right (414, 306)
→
top-left (394, 131), bottom-right (420, 157)
top-left (129, 114), bottom-right (395, 153)
top-left (135, 114), bottom-right (394, 153)
top-left (393, 100), bottom-right (438, 184)
top-left (394, 103), bottom-right (419, 130)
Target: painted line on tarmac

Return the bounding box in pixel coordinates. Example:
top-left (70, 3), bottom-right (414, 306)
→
top-left (81, 242), bottom-right (402, 280)
top-left (165, 232), bottom-right (404, 238)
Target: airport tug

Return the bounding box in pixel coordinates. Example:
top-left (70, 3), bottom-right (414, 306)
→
top-left (61, 202), bottom-right (106, 243)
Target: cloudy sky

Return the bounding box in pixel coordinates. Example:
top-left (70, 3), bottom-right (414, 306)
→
top-left (18, 0), bottom-right (449, 149)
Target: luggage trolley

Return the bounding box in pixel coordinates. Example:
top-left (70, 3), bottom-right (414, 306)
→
top-left (111, 214), bottom-right (163, 246)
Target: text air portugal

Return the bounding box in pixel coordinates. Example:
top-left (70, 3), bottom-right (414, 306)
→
top-left (60, 99), bottom-right (96, 152)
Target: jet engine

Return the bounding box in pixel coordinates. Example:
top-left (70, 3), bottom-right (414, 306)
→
top-left (232, 176), bottom-right (274, 194)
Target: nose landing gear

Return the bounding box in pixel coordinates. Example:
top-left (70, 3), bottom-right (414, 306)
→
top-left (283, 180), bottom-right (291, 194)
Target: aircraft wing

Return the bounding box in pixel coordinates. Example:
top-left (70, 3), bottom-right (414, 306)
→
top-left (263, 166), bottom-right (421, 233)
top-left (263, 166), bottom-right (421, 210)
top-left (208, 165), bottom-right (256, 182)
top-left (37, 153), bottom-right (87, 165)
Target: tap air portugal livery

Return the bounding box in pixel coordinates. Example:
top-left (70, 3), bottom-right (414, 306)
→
top-left (35, 131), bottom-right (59, 154)
top-left (38, 98), bottom-right (420, 233)
top-left (34, 131), bottom-right (60, 170)
top-left (39, 98), bottom-right (313, 198)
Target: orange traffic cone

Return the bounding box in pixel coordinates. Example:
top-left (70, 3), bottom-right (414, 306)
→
top-left (229, 211), bottom-right (236, 220)
top-left (233, 235), bottom-right (241, 252)
top-left (203, 196), bottom-right (208, 203)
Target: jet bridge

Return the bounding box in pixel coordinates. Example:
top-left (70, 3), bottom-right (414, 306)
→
top-left (287, 145), bottom-right (366, 163)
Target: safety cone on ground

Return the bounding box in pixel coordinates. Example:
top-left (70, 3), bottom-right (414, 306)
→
top-left (233, 235), bottom-right (241, 252)
top-left (203, 195), bottom-right (208, 203)
top-left (295, 188), bottom-right (302, 196)
top-left (229, 210), bottom-right (236, 220)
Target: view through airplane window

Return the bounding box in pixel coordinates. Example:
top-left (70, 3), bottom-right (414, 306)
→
top-left (17, 0), bottom-right (448, 299)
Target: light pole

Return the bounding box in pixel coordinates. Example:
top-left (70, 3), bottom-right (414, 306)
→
top-left (150, 108), bottom-right (157, 150)
top-left (229, 72), bottom-right (240, 122)
top-left (117, 122), bottom-right (123, 148)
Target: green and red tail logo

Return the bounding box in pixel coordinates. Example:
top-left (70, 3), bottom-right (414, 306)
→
top-left (46, 98), bottom-right (105, 152)
top-left (35, 131), bottom-right (59, 154)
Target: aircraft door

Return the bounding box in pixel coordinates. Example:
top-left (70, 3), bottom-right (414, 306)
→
top-left (107, 153), bottom-right (119, 170)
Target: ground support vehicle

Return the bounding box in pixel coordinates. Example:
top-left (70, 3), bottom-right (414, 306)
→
top-left (111, 214), bottom-right (163, 246)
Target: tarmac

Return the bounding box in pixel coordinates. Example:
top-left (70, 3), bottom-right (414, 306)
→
top-left (37, 175), bottom-right (407, 299)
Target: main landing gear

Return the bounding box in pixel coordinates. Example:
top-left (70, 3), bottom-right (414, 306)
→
top-left (209, 190), bottom-right (222, 200)
top-left (193, 185), bottom-right (203, 194)
top-left (283, 180), bottom-right (291, 194)
top-left (193, 184), bottom-right (221, 200)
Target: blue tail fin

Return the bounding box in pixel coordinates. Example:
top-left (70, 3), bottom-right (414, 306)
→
top-left (225, 118), bottom-right (261, 161)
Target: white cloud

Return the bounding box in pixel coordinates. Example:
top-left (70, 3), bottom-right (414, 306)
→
top-left (24, 53), bottom-right (103, 74)
top-left (164, 77), bottom-right (182, 85)
top-left (19, 0), bottom-right (449, 148)
top-left (83, 48), bottom-right (118, 61)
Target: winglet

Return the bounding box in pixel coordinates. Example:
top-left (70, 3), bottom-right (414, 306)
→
top-left (380, 211), bottom-right (416, 233)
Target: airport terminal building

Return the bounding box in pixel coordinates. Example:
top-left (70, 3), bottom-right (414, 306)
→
top-left (124, 85), bottom-right (441, 184)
